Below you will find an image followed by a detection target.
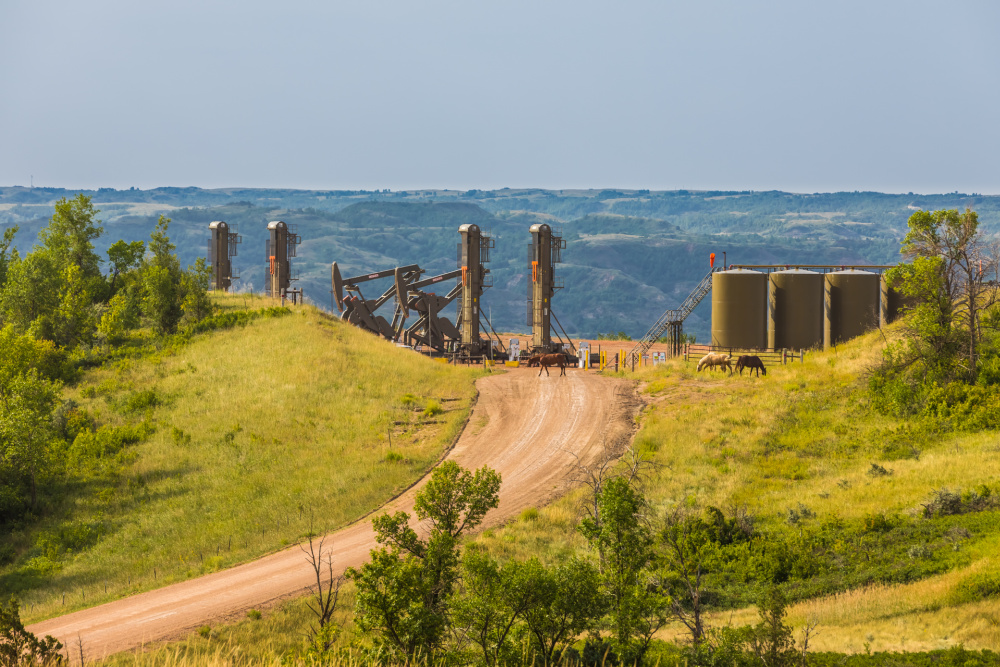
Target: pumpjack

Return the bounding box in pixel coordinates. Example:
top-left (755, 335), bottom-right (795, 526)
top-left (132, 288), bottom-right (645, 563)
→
top-left (331, 224), bottom-right (504, 359)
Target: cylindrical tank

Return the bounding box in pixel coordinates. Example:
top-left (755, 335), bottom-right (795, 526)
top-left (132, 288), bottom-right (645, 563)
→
top-left (768, 269), bottom-right (824, 350)
top-left (824, 269), bottom-right (880, 348)
top-left (712, 269), bottom-right (767, 349)
top-left (881, 275), bottom-right (911, 326)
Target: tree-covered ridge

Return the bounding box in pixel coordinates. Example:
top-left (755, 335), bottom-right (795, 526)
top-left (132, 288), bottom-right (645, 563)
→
top-left (2, 187), bottom-right (992, 340)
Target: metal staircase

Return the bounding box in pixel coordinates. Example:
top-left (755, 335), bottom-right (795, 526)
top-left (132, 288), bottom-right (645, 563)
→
top-left (626, 269), bottom-right (715, 364)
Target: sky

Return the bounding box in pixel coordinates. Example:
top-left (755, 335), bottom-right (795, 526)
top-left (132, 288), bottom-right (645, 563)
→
top-left (2, 1), bottom-right (999, 193)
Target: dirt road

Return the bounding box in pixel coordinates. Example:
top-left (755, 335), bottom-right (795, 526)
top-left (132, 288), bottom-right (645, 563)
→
top-left (29, 369), bottom-right (639, 659)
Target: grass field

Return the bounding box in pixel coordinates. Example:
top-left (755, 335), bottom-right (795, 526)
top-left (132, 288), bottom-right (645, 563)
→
top-left (4, 295), bottom-right (482, 624)
top-left (472, 326), bottom-right (1000, 652)
top-left (82, 320), bottom-right (1000, 662)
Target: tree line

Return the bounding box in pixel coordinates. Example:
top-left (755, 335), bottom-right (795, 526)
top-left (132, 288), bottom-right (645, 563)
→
top-left (294, 458), bottom-right (810, 667)
top-left (0, 194), bottom-right (213, 524)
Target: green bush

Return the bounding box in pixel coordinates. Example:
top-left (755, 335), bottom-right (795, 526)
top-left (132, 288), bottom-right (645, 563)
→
top-left (423, 400), bottom-right (443, 417)
top-left (120, 388), bottom-right (160, 413)
top-left (70, 423), bottom-right (148, 462)
top-left (950, 571), bottom-right (1000, 604)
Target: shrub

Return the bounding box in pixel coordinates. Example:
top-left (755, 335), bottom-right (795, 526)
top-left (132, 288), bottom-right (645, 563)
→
top-left (247, 609), bottom-right (262, 620)
top-left (862, 512), bottom-right (895, 533)
top-left (423, 400), bottom-right (443, 417)
top-left (950, 571), bottom-right (1000, 604)
top-left (921, 486), bottom-right (997, 518)
top-left (785, 503), bottom-right (815, 525)
top-left (197, 625), bottom-right (211, 639)
top-left (867, 463), bottom-right (893, 478)
top-left (120, 388), bottom-right (159, 413)
top-left (384, 451), bottom-right (404, 463)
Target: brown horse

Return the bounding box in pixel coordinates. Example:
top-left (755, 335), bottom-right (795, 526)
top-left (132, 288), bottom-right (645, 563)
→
top-left (735, 355), bottom-right (766, 377)
top-left (525, 355), bottom-right (541, 367)
top-left (537, 353), bottom-right (568, 376)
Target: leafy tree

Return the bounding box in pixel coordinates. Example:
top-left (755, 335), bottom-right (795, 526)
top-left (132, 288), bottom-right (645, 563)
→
top-left (0, 226), bottom-right (17, 289)
top-left (579, 476), bottom-right (668, 663)
top-left (106, 239), bottom-right (145, 294)
top-left (658, 506), bottom-right (753, 648)
top-left (141, 264), bottom-right (180, 334)
top-left (180, 258), bottom-right (214, 325)
top-left (0, 370), bottom-right (59, 508)
top-left (37, 194), bottom-right (104, 282)
top-left (346, 461), bottom-right (501, 660)
top-left (49, 264), bottom-right (96, 348)
top-left (889, 208), bottom-right (997, 381)
top-left (453, 550), bottom-right (544, 666)
top-left (0, 596), bottom-right (63, 665)
top-left (147, 215), bottom-right (179, 271)
top-left (522, 557), bottom-right (603, 665)
top-left (745, 587), bottom-right (797, 667)
top-left (0, 252), bottom-right (59, 336)
top-left (98, 287), bottom-right (141, 343)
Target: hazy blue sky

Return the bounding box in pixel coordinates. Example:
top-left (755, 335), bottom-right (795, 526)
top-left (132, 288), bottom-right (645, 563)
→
top-left (2, 1), bottom-right (999, 193)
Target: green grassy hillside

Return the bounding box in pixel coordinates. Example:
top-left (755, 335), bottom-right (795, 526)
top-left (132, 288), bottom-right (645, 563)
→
top-left (92, 325), bottom-right (1000, 665)
top-left (475, 329), bottom-right (1000, 653)
top-left (4, 295), bottom-right (481, 624)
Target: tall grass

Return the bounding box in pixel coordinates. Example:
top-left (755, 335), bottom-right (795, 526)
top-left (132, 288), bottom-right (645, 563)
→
top-left (472, 326), bottom-right (1000, 651)
top-left (6, 298), bottom-right (481, 624)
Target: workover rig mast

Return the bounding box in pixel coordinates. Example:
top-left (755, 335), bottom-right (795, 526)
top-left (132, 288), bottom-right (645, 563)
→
top-left (265, 221), bottom-right (301, 299)
top-left (331, 224), bottom-right (502, 358)
top-left (527, 224), bottom-right (575, 354)
top-left (207, 220), bottom-right (241, 291)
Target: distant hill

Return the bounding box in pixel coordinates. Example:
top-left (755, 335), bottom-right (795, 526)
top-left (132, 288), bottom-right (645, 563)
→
top-left (2, 186), bottom-right (996, 341)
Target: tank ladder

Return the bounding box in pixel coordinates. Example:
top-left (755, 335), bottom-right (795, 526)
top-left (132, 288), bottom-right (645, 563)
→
top-left (625, 268), bottom-right (715, 366)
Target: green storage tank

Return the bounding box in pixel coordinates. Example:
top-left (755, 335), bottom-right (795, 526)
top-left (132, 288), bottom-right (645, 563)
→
top-left (824, 269), bottom-right (880, 348)
top-left (712, 269), bottom-right (767, 349)
top-left (880, 274), bottom-right (911, 326)
top-left (768, 269), bottom-right (824, 350)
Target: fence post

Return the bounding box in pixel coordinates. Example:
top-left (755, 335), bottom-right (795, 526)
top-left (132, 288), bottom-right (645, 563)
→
top-left (800, 349), bottom-right (804, 363)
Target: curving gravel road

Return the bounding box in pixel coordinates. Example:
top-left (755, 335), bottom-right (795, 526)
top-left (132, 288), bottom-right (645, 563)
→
top-left (29, 369), bottom-right (639, 660)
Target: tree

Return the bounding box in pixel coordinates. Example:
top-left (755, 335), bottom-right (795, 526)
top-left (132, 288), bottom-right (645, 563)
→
top-left (890, 207), bottom-right (998, 381)
top-left (180, 258), bottom-right (213, 325)
top-left (0, 371), bottom-right (59, 509)
top-left (0, 226), bottom-right (17, 290)
top-left (97, 287), bottom-right (141, 343)
top-left (37, 195), bottom-right (103, 282)
top-left (745, 587), bottom-right (797, 667)
top-left (106, 240), bottom-right (145, 294)
top-left (50, 264), bottom-right (96, 348)
top-left (579, 476), bottom-right (668, 662)
top-left (0, 252), bottom-right (59, 336)
top-left (300, 536), bottom-right (344, 653)
top-left (346, 462), bottom-right (501, 660)
top-left (141, 265), bottom-right (180, 334)
top-left (453, 550), bottom-right (544, 666)
top-left (147, 215), bottom-right (178, 271)
top-left (0, 596), bottom-right (63, 666)
top-left (522, 557), bottom-right (603, 665)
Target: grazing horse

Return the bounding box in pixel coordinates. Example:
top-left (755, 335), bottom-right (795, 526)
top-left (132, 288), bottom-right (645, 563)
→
top-left (537, 353), bottom-right (568, 377)
top-left (697, 353), bottom-right (732, 375)
top-left (735, 355), bottom-right (766, 377)
top-left (525, 355), bottom-right (542, 367)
